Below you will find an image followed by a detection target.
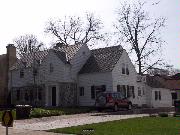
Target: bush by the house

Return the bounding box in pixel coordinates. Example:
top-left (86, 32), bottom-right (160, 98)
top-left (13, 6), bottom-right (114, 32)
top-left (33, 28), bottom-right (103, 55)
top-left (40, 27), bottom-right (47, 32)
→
top-left (158, 113), bottom-right (168, 117)
top-left (30, 107), bottom-right (93, 118)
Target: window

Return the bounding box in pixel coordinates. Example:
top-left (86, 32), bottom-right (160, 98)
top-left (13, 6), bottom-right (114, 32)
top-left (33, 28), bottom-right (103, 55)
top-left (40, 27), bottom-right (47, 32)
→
top-left (122, 85), bottom-right (126, 97)
top-left (22, 62), bottom-right (27, 67)
top-left (33, 68), bottom-right (38, 76)
top-left (126, 65), bottom-right (129, 75)
top-left (101, 85), bottom-right (106, 92)
top-left (37, 60), bottom-right (42, 65)
top-left (122, 63), bottom-right (129, 75)
top-left (142, 87), bottom-right (145, 95)
top-left (127, 85), bottom-right (131, 98)
top-left (24, 92), bottom-right (29, 101)
top-left (38, 91), bottom-right (42, 100)
top-left (20, 69), bottom-right (24, 78)
top-left (138, 87), bottom-right (141, 96)
top-left (79, 87), bottom-right (84, 96)
top-left (16, 90), bottom-right (20, 101)
top-left (155, 91), bottom-right (161, 100)
top-left (49, 63), bottom-right (54, 73)
top-left (122, 63), bottom-right (125, 74)
top-left (117, 85), bottom-right (120, 92)
top-left (91, 86), bottom-right (95, 99)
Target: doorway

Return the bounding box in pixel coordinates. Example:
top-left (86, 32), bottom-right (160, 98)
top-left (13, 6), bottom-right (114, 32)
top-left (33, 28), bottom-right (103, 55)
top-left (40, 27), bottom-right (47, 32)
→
top-left (52, 87), bottom-right (56, 106)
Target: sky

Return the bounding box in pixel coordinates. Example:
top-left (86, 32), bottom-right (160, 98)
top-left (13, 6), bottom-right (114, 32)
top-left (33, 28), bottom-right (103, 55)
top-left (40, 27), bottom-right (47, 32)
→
top-left (0, 0), bottom-right (179, 69)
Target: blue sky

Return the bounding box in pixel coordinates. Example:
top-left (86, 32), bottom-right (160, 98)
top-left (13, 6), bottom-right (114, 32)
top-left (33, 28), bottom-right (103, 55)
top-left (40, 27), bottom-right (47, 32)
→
top-left (0, 0), bottom-right (179, 69)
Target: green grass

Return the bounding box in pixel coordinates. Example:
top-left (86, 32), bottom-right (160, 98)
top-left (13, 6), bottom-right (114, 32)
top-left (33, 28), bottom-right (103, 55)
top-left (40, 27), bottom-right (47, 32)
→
top-left (49, 117), bottom-right (179, 135)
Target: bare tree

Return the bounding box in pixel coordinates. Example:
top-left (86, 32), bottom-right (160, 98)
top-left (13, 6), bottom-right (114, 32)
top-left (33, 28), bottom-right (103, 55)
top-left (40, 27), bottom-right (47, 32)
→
top-left (45, 13), bottom-right (104, 46)
top-left (14, 34), bottom-right (46, 58)
top-left (114, 1), bottom-right (166, 74)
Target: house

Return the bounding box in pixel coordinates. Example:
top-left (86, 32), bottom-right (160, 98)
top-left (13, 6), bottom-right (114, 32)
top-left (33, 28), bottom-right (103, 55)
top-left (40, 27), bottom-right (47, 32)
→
top-left (9, 43), bottom-right (90, 107)
top-left (150, 74), bottom-right (180, 106)
top-left (9, 43), bottom-right (174, 108)
top-left (0, 44), bottom-right (17, 106)
top-left (144, 75), bottom-right (172, 108)
top-left (78, 46), bottom-right (146, 107)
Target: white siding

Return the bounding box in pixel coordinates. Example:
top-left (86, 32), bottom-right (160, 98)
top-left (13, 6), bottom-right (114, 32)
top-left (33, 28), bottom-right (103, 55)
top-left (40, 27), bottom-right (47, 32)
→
top-left (38, 50), bottom-right (72, 83)
top-left (10, 50), bottom-right (72, 88)
top-left (70, 45), bottom-right (91, 81)
top-left (78, 72), bottom-right (112, 106)
top-left (112, 51), bottom-right (146, 106)
top-left (10, 67), bottom-right (34, 87)
top-left (151, 88), bottom-right (172, 108)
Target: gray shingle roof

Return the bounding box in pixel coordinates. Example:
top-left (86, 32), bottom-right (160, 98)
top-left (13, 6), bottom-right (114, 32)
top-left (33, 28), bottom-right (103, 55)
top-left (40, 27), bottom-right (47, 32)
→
top-left (10, 44), bottom-right (82, 70)
top-left (79, 46), bottom-right (124, 74)
top-left (54, 44), bottom-right (82, 61)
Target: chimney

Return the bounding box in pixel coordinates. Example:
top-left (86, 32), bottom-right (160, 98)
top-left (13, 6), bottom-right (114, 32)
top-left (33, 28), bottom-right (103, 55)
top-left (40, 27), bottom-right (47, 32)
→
top-left (6, 44), bottom-right (17, 69)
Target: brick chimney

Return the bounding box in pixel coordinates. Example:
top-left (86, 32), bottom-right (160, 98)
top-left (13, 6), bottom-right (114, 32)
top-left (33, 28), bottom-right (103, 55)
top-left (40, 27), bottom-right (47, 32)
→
top-left (6, 44), bottom-right (17, 69)
top-left (5, 44), bottom-right (17, 105)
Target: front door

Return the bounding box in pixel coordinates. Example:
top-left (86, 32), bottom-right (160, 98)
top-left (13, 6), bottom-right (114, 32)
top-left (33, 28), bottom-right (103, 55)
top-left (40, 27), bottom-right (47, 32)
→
top-left (52, 87), bottom-right (56, 106)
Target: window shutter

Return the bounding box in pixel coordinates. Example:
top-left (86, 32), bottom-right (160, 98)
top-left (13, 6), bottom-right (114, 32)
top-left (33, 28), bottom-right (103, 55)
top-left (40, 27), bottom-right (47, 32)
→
top-left (91, 86), bottom-right (95, 99)
top-left (155, 91), bottom-right (158, 100)
top-left (159, 91), bottom-right (161, 100)
top-left (117, 85), bottom-right (120, 92)
top-left (101, 85), bottom-right (106, 92)
top-left (131, 86), bottom-right (135, 98)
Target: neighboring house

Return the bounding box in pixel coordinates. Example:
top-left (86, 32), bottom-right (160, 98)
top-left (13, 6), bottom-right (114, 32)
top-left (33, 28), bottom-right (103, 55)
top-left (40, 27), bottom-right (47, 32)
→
top-left (78, 46), bottom-right (146, 107)
top-left (0, 44), bottom-right (17, 106)
top-left (151, 74), bottom-right (180, 105)
top-left (9, 43), bottom-right (90, 107)
top-left (144, 75), bottom-right (172, 108)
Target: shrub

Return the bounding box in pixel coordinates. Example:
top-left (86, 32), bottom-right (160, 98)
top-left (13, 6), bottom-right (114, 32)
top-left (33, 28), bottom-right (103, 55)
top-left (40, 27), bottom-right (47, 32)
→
top-left (30, 108), bottom-right (64, 118)
top-left (158, 113), bottom-right (168, 117)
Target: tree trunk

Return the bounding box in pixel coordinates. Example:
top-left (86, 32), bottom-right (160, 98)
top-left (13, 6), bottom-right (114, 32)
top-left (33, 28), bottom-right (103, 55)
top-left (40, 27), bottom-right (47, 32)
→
top-left (138, 56), bottom-right (142, 75)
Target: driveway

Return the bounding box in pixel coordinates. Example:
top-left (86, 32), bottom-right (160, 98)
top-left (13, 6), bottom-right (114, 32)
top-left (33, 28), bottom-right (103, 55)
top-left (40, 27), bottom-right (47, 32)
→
top-left (0, 112), bottom-right (149, 135)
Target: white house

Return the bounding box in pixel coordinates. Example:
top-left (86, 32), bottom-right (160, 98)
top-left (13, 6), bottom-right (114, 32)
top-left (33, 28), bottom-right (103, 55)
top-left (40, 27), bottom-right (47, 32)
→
top-left (78, 46), bottom-right (147, 106)
top-left (9, 43), bottom-right (90, 107)
top-left (8, 43), bottom-right (173, 108)
top-left (144, 75), bottom-right (172, 108)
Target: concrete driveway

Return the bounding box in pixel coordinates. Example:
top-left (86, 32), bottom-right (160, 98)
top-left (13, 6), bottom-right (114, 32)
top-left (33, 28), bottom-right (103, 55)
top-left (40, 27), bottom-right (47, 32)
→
top-left (0, 112), bottom-right (149, 135)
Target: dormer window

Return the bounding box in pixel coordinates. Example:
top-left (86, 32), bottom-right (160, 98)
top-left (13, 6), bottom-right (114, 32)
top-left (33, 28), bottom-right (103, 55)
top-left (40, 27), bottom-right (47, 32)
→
top-left (20, 69), bottom-right (24, 78)
top-left (49, 63), bottom-right (54, 73)
top-left (37, 60), bottom-right (42, 65)
top-left (122, 63), bottom-right (129, 75)
top-left (22, 62), bottom-right (27, 67)
top-left (33, 68), bottom-right (38, 76)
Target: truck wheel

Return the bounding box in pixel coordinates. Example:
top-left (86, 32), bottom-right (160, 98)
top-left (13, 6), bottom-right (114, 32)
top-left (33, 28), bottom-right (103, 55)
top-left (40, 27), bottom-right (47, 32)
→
top-left (128, 103), bottom-right (132, 110)
top-left (114, 104), bottom-right (118, 112)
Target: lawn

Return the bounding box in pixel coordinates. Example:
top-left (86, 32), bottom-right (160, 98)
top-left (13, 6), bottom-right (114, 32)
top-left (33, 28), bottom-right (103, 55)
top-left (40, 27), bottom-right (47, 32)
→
top-left (49, 117), bottom-right (179, 135)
